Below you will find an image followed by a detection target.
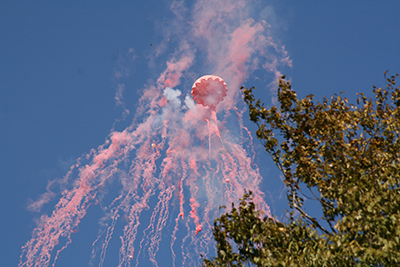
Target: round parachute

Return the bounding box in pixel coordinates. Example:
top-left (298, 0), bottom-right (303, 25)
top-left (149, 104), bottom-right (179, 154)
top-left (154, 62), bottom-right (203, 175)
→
top-left (191, 75), bottom-right (228, 109)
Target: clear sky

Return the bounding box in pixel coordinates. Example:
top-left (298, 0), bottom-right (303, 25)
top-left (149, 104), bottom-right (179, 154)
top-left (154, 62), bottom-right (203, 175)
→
top-left (1, 1), bottom-right (399, 266)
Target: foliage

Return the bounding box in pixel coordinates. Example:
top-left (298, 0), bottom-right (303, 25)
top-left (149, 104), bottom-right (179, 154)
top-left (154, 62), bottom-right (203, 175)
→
top-left (204, 73), bottom-right (400, 266)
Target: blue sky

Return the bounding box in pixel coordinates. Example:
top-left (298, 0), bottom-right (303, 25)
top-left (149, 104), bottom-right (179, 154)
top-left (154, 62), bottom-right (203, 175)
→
top-left (1, 1), bottom-right (399, 266)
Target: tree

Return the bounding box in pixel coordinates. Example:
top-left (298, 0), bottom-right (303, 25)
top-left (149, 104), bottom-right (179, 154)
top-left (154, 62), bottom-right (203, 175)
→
top-left (203, 73), bottom-right (400, 266)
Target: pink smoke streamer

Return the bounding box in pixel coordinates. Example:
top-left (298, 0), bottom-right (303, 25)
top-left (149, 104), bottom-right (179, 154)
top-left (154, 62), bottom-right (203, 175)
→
top-left (20, 0), bottom-right (291, 266)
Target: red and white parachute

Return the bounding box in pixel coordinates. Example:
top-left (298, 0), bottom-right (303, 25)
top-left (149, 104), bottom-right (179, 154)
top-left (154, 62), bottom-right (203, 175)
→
top-left (191, 75), bottom-right (228, 109)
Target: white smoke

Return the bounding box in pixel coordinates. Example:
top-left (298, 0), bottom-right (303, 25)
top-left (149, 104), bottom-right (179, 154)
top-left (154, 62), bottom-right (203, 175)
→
top-left (163, 87), bottom-right (182, 108)
top-left (184, 94), bottom-right (196, 110)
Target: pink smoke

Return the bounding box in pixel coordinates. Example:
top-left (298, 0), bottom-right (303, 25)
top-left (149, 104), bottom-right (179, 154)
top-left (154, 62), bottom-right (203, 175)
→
top-left (20, 1), bottom-right (290, 266)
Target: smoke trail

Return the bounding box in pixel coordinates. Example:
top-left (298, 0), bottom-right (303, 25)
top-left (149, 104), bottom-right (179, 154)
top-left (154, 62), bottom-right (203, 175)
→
top-left (20, 0), bottom-right (290, 266)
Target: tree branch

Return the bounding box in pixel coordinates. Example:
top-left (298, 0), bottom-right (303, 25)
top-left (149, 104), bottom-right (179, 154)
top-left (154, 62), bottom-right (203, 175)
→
top-left (292, 189), bottom-right (332, 236)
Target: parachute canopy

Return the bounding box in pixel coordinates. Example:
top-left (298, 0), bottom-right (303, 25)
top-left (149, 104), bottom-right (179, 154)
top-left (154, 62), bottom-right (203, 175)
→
top-left (191, 75), bottom-right (228, 109)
